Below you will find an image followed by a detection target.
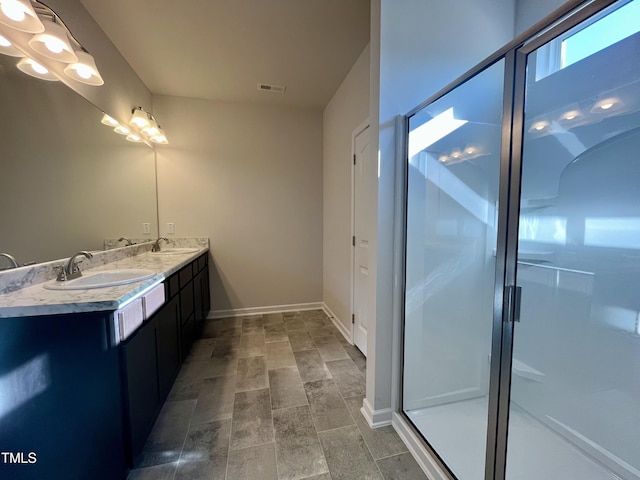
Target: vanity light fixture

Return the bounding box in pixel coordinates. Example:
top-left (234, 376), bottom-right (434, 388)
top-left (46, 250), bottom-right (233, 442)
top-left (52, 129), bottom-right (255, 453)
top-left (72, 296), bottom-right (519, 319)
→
top-left (129, 107), bottom-right (150, 128)
top-left (0, 0), bottom-right (43, 33)
top-left (0, 0), bottom-right (103, 86)
top-left (28, 18), bottom-right (76, 62)
top-left (101, 107), bottom-right (169, 146)
top-left (100, 113), bottom-right (119, 127)
top-left (149, 126), bottom-right (168, 144)
top-left (16, 55), bottom-right (57, 80)
top-left (63, 49), bottom-right (103, 85)
top-left (0, 32), bottom-right (22, 55)
top-left (113, 124), bottom-right (130, 135)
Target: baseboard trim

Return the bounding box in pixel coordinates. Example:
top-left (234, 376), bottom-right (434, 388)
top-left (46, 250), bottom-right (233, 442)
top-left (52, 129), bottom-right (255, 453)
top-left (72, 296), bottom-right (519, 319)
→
top-left (392, 412), bottom-right (450, 480)
top-left (208, 302), bottom-right (323, 319)
top-left (361, 397), bottom-right (393, 428)
top-left (321, 302), bottom-right (352, 344)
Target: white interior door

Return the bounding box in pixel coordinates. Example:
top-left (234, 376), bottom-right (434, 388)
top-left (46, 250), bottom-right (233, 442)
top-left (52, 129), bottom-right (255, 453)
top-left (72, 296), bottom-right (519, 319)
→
top-left (353, 124), bottom-right (372, 355)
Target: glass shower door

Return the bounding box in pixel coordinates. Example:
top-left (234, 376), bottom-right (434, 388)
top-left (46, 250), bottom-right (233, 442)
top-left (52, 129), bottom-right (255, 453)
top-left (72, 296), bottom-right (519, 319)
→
top-left (506, 1), bottom-right (640, 478)
top-left (403, 59), bottom-right (506, 480)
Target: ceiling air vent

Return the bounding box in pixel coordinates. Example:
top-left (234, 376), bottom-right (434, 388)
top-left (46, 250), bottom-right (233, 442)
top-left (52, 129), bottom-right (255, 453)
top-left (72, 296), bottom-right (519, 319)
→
top-left (257, 83), bottom-right (286, 94)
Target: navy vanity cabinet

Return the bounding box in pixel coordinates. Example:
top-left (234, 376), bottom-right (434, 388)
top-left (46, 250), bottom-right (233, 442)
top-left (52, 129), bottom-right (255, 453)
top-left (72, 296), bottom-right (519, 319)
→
top-left (178, 263), bottom-right (196, 359)
top-left (193, 254), bottom-right (210, 335)
top-left (155, 295), bottom-right (181, 400)
top-left (121, 294), bottom-right (180, 465)
top-left (121, 312), bottom-right (160, 461)
top-left (0, 312), bottom-right (127, 480)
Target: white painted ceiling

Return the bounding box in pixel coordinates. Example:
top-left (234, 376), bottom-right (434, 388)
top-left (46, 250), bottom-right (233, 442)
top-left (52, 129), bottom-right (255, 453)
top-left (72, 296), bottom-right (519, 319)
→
top-left (80, 0), bottom-right (370, 109)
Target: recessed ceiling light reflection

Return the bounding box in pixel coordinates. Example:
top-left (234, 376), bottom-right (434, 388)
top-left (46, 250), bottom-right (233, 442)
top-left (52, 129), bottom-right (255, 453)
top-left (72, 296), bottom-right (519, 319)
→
top-left (590, 97), bottom-right (623, 113)
top-left (528, 120), bottom-right (551, 133)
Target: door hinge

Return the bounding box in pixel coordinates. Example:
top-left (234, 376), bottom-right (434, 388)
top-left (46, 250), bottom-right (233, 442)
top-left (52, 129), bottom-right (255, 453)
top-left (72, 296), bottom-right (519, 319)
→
top-left (352, 314), bottom-right (355, 324)
top-left (352, 236), bottom-right (355, 247)
top-left (504, 285), bottom-right (522, 323)
top-left (353, 153), bottom-right (356, 165)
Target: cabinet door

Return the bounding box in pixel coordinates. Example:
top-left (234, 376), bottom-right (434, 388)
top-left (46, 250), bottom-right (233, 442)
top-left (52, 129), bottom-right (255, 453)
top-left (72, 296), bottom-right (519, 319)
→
top-left (156, 296), bottom-right (180, 400)
top-left (194, 270), bottom-right (204, 334)
top-left (122, 318), bottom-right (159, 461)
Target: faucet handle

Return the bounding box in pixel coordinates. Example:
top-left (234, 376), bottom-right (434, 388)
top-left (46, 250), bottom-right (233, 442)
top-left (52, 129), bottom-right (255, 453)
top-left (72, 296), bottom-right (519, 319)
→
top-left (55, 265), bottom-right (67, 282)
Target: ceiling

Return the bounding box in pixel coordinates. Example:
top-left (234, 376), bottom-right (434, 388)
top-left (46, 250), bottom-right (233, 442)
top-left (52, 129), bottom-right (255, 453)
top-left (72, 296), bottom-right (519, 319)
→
top-left (80, 0), bottom-right (370, 109)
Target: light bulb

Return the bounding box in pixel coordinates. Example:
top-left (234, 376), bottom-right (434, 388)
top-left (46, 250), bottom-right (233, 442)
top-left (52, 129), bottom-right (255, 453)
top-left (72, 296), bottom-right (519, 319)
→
top-left (75, 65), bottom-right (93, 79)
top-left (0, 35), bottom-right (10, 47)
top-left (142, 125), bottom-right (159, 136)
top-left (114, 125), bottom-right (130, 135)
top-left (31, 61), bottom-right (48, 75)
top-left (44, 36), bottom-right (64, 54)
top-left (101, 114), bottom-right (119, 127)
top-left (1, 1), bottom-right (26, 22)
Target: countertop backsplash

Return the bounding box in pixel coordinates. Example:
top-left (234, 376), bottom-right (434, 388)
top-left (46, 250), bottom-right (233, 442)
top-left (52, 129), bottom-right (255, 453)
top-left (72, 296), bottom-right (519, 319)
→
top-left (0, 238), bottom-right (209, 296)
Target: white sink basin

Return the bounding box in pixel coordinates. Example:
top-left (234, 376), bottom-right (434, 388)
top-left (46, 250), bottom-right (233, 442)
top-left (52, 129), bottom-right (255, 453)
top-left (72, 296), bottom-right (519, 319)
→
top-left (44, 269), bottom-right (157, 290)
top-left (150, 248), bottom-right (199, 255)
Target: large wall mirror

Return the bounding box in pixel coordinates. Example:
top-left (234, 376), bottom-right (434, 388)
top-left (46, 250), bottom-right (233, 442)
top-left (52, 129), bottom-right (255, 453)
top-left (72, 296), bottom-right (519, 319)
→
top-left (0, 54), bottom-right (159, 266)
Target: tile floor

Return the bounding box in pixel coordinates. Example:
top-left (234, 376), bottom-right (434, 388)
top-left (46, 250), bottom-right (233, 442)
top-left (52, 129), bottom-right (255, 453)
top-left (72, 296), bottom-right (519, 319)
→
top-left (127, 310), bottom-right (428, 480)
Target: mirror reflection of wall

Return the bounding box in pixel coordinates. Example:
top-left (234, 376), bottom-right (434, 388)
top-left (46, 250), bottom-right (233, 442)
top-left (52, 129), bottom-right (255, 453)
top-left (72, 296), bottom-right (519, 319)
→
top-left (0, 55), bottom-right (158, 266)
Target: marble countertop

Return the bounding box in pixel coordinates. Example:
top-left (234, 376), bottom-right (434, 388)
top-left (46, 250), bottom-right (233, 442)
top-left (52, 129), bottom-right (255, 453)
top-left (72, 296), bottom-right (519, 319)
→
top-left (0, 247), bottom-right (208, 319)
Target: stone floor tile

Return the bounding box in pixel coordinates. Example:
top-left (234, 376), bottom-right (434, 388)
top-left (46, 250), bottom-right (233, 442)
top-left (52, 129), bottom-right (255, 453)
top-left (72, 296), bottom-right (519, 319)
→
top-left (303, 379), bottom-right (354, 432)
top-left (264, 322), bottom-right (288, 343)
top-left (235, 356), bottom-right (268, 392)
top-left (294, 350), bottom-right (332, 383)
top-left (273, 405), bottom-right (329, 480)
top-left (318, 425), bottom-right (383, 480)
top-left (238, 333), bottom-right (266, 358)
top-left (190, 375), bottom-right (236, 424)
top-left (174, 459), bottom-right (225, 480)
top-left (127, 462), bottom-right (177, 480)
top-left (227, 443), bottom-right (278, 480)
top-left (284, 315), bottom-right (307, 332)
top-left (181, 419), bottom-right (230, 463)
top-left (266, 340), bottom-right (297, 370)
top-left (269, 366), bottom-right (308, 410)
top-left (325, 358), bottom-right (366, 398)
top-left (136, 400), bottom-right (197, 467)
top-left (344, 396), bottom-right (408, 460)
top-left (288, 331), bottom-right (316, 352)
top-left (314, 335), bottom-right (350, 362)
top-left (242, 316), bottom-right (264, 334)
top-left (230, 388), bottom-right (274, 450)
top-left (376, 452), bottom-right (428, 480)
top-left (263, 312), bottom-right (284, 325)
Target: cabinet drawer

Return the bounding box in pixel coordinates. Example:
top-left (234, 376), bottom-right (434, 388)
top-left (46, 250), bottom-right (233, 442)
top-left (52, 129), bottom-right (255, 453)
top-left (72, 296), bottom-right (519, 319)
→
top-left (197, 254), bottom-right (207, 272)
top-left (179, 263), bottom-right (193, 288)
top-left (166, 273), bottom-right (180, 299)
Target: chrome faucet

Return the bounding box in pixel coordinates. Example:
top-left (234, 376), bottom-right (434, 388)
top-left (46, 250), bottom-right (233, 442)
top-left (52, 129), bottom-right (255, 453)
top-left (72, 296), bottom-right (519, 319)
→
top-left (0, 253), bottom-right (19, 269)
top-left (57, 251), bottom-right (93, 281)
top-left (118, 237), bottom-right (133, 246)
top-left (151, 237), bottom-right (169, 252)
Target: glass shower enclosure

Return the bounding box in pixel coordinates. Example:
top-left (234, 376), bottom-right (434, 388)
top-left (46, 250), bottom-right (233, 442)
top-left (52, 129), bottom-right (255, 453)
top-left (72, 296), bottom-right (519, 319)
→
top-left (402, 1), bottom-right (640, 479)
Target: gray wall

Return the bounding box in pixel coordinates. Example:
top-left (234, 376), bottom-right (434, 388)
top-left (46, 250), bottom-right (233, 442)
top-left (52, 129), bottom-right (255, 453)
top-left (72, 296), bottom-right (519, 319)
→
top-left (322, 44), bottom-right (371, 335)
top-left (153, 96), bottom-right (324, 315)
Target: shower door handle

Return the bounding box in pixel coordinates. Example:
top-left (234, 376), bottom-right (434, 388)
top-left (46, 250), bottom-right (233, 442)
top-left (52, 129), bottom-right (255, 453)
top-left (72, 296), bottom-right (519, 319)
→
top-left (504, 285), bottom-right (522, 323)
